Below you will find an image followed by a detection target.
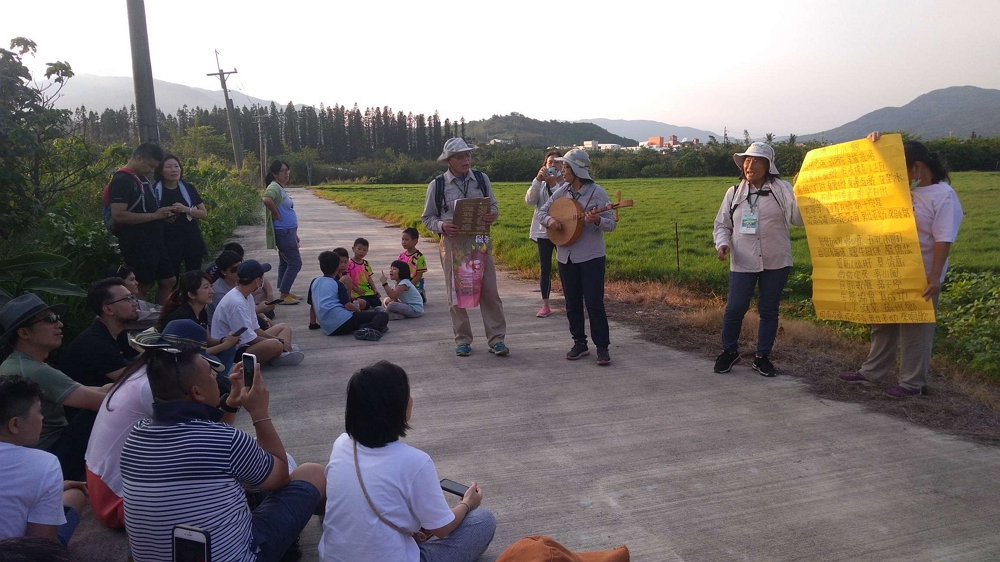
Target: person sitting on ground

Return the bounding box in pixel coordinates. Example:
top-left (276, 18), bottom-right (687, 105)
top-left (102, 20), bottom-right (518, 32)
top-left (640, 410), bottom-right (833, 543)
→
top-left (158, 271), bottom-right (243, 373)
top-left (347, 238), bottom-right (383, 310)
top-left (380, 260), bottom-right (424, 320)
top-left (120, 346), bottom-right (326, 561)
top-left (209, 243), bottom-right (278, 317)
top-left (106, 265), bottom-right (160, 332)
top-left (153, 154), bottom-right (209, 277)
top-left (212, 250), bottom-right (278, 323)
top-left (0, 295), bottom-right (113, 481)
top-left (308, 249), bottom-right (362, 330)
top-left (61, 278), bottom-right (141, 388)
top-left (332, 247), bottom-right (354, 295)
top-left (398, 227), bottom-right (428, 303)
top-left (211, 259), bottom-right (304, 367)
top-left (84, 320), bottom-right (226, 529)
top-left (318, 361), bottom-right (495, 562)
top-left (0, 375), bottom-right (88, 547)
top-left (311, 251), bottom-right (389, 338)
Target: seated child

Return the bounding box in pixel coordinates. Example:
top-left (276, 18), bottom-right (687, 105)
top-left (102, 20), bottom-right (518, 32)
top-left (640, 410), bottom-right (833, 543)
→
top-left (311, 252), bottom-right (389, 337)
top-left (398, 227), bottom-right (428, 302)
top-left (380, 260), bottom-right (425, 320)
top-left (0, 375), bottom-right (87, 546)
top-left (347, 238), bottom-right (383, 310)
top-left (310, 247), bottom-right (363, 329)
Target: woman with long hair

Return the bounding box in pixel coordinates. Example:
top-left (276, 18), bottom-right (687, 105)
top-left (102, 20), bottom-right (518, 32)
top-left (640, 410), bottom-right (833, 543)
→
top-left (262, 160), bottom-right (302, 304)
top-left (840, 133), bottom-right (964, 397)
top-left (525, 150), bottom-right (565, 318)
top-left (319, 361), bottom-right (495, 562)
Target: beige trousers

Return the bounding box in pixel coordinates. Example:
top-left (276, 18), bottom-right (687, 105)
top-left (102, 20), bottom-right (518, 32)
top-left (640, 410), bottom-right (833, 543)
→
top-left (860, 295), bottom-right (939, 390)
top-left (438, 236), bottom-right (507, 346)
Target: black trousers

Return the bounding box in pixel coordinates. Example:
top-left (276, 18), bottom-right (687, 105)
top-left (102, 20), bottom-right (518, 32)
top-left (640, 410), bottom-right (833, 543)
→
top-left (47, 409), bottom-right (97, 480)
top-left (557, 256), bottom-right (609, 348)
top-left (535, 238), bottom-right (556, 300)
top-left (331, 310), bottom-right (390, 336)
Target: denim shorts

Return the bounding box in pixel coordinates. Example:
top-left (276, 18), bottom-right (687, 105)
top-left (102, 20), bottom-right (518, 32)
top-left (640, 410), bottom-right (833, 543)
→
top-left (250, 480), bottom-right (321, 561)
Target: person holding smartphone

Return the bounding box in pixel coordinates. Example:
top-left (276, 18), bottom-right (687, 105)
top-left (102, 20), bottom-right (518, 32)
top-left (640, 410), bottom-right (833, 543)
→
top-left (525, 150), bottom-right (565, 318)
top-left (120, 346), bottom-right (327, 562)
top-left (319, 361), bottom-right (495, 562)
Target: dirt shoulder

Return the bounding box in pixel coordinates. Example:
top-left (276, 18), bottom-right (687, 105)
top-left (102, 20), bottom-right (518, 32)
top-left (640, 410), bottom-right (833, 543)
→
top-left (597, 280), bottom-right (1000, 445)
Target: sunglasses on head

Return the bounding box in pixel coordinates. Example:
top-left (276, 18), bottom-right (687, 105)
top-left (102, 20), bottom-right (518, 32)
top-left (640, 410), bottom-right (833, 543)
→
top-left (30, 314), bottom-right (62, 326)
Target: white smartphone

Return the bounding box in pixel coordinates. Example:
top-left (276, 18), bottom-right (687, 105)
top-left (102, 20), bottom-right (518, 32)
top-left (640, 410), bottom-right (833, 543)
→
top-left (242, 353), bottom-right (257, 388)
top-left (173, 524), bottom-right (210, 562)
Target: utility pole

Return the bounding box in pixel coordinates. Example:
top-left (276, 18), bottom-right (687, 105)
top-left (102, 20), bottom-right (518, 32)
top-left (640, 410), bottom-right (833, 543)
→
top-left (207, 51), bottom-right (244, 171)
top-left (253, 114), bottom-right (267, 187)
top-left (126, 0), bottom-right (159, 143)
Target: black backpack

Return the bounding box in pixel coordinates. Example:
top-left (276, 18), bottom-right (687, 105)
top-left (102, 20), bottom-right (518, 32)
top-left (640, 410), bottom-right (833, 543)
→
top-left (434, 169), bottom-right (489, 215)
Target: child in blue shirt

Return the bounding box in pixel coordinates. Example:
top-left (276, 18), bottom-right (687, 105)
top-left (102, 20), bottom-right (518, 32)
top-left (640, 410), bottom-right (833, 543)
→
top-left (379, 260), bottom-right (424, 320)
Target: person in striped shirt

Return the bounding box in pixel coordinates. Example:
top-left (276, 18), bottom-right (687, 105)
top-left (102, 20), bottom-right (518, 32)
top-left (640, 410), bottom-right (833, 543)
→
top-left (120, 345), bottom-right (325, 562)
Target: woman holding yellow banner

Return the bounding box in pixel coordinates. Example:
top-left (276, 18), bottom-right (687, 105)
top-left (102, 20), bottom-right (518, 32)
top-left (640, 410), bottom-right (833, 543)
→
top-left (840, 134), bottom-right (964, 398)
top-left (713, 142), bottom-right (803, 377)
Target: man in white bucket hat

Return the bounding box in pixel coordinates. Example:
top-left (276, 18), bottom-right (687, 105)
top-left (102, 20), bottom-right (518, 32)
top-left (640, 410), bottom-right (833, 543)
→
top-left (421, 138), bottom-right (509, 357)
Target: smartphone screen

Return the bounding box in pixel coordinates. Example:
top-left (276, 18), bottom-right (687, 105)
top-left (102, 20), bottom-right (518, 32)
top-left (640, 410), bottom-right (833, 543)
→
top-left (440, 478), bottom-right (469, 497)
top-left (242, 353), bottom-right (256, 388)
top-left (174, 537), bottom-right (207, 562)
top-left (173, 526), bottom-right (209, 562)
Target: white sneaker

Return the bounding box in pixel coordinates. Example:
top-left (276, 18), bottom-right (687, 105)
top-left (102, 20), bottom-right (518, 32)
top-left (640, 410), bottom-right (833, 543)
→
top-left (270, 350), bottom-right (304, 366)
top-left (291, 344), bottom-right (301, 352)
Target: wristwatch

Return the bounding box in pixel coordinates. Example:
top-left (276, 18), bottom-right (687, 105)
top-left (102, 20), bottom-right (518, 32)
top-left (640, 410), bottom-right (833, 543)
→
top-left (218, 394), bottom-right (240, 413)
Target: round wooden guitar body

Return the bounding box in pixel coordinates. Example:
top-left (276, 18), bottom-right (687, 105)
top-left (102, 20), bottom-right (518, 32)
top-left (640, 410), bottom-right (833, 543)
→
top-left (546, 197), bottom-right (584, 247)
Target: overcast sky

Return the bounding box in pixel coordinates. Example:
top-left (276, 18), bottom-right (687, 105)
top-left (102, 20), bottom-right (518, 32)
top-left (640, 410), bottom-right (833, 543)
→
top-left (5, 0), bottom-right (999, 136)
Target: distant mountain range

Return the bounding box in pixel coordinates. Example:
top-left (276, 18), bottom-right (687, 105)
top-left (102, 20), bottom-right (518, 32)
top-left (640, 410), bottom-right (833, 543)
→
top-left (465, 113), bottom-right (636, 147)
top-left (49, 74), bottom-right (282, 114)
top-left (578, 119), bottom-right (720, 144)
top-left (799, 86), bottom-right (1000, 143)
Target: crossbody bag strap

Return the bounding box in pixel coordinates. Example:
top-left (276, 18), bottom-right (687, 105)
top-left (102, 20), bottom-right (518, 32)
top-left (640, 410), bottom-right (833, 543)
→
top-left (353, 440), bottom-right (428, 542)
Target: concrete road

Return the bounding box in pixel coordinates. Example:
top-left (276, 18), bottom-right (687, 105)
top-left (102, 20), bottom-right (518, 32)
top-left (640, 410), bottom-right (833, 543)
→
top-left (71, 187), bottom-right (1000, 561)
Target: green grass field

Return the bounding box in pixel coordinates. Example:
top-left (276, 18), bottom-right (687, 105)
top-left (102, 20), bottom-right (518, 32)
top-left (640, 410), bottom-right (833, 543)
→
top-left (313, 172), bottom-right (999, 300)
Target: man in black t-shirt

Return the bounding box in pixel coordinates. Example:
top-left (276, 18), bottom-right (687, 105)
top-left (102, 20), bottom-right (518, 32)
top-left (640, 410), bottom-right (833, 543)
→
top-left (109, 142), bottom-right (177, 305)
top-left (61, 278), bottom-right (141, 388)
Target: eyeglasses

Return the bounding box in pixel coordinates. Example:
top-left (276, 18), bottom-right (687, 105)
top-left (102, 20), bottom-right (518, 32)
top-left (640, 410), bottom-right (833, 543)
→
top-left (30, 314), bottom-right (62, 326)
top-left (104, 294), bottom-right (138, 306)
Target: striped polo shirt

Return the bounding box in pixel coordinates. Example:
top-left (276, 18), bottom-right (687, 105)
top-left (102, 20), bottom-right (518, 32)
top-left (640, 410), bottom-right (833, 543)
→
top-left (120, 401), bottom-right (274, 562)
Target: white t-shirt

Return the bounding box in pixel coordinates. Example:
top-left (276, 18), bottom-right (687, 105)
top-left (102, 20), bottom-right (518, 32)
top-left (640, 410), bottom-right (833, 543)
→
top-left (211, 287), bottom-right (259, 347)
top-left (85, 369), bottom-right (153, 496)
top-left (319, 433), bottom-right (455, 562)
top-left (911, 182), bottom-right (964, 282)
top-left (0, 441), bottom-right (66, 540)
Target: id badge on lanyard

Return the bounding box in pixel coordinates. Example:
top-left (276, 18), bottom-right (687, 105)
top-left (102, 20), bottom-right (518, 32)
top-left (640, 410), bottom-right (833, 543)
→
top-left (740, 210), bottom-right (758, 234)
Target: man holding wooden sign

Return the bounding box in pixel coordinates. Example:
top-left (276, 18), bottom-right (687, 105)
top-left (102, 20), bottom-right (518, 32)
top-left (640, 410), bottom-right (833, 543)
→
top-left (421, 138), bottom-right (510, 357)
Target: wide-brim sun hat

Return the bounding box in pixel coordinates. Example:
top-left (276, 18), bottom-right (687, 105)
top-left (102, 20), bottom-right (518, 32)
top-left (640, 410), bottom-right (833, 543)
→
top-left (734, 141), bottom-right (779, 175)
top-left (132, 319), bottom-right (225, 372)
top-left (437, 137), bottom-right (477, 162)
top-left (0, 293), bottom-right (68, 347)
top-left (554, 149), bottom-right (592, 181)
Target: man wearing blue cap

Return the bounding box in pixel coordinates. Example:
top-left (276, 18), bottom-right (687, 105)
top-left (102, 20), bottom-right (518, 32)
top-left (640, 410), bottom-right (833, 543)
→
top-left (211, 259), bottom-right (303, 367)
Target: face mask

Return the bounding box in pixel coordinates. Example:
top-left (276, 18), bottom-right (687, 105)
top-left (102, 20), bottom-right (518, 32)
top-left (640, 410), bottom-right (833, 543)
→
top-left (909, 178), bottom-right (921, 190)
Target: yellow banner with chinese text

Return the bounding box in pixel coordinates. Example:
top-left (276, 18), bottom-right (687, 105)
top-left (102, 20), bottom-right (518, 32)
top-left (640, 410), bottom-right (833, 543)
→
top-left (794, 134), bottom-right (934, 323)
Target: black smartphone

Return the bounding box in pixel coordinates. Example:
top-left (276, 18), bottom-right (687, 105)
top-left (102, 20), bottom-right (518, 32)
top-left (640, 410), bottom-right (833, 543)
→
top-left (173, 524), bottom-right (210, 562)
top-left (440, 478), bottom-right (469, 497)
top-left (242, 353), bottom-right (257, 388)
top-left (232, 326), bottom-right (248, 337)
top-left (265, 298), bottom-right (283, 305)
